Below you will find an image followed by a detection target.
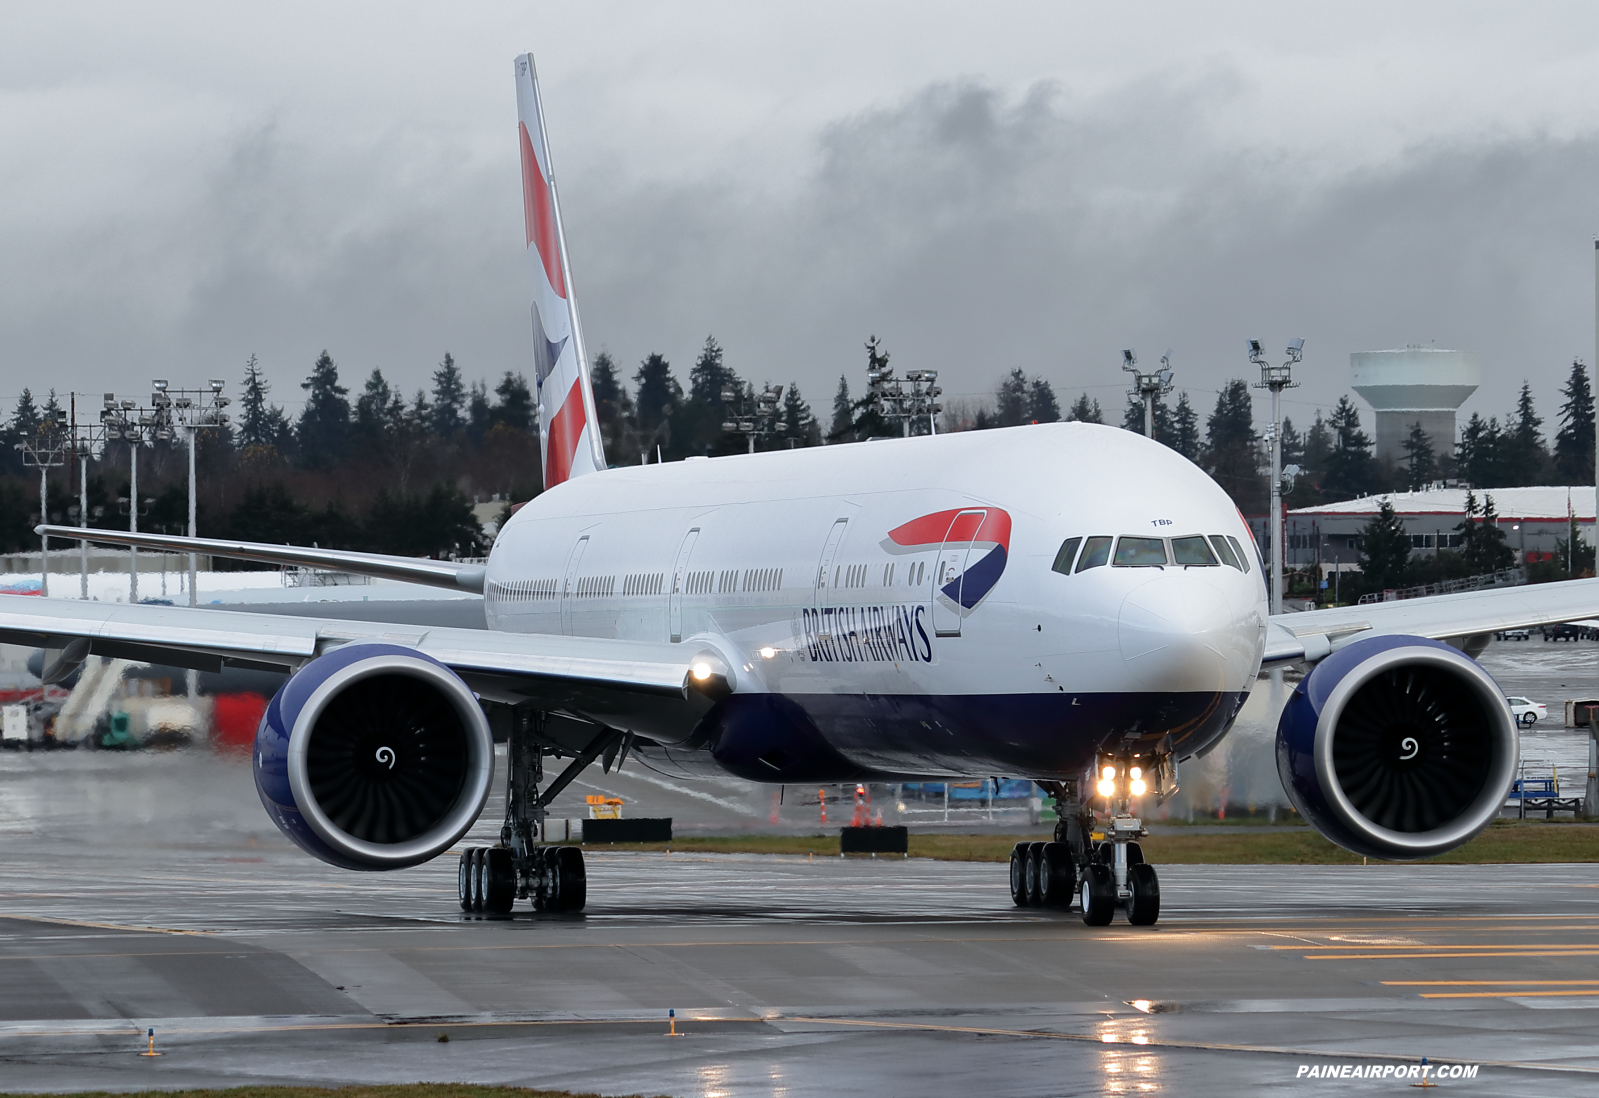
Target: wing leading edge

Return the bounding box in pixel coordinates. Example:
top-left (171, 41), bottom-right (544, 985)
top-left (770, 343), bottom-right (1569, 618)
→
top-left (1263, 576), bottom-right (1599, 669)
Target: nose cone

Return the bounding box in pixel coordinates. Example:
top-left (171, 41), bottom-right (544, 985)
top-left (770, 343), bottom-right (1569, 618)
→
top-left (1118, 573), bottom-right (1256, 691)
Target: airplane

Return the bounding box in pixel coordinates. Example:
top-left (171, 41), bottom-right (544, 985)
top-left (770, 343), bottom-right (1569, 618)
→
top-left (22, 52), bottom-right (1599, 927)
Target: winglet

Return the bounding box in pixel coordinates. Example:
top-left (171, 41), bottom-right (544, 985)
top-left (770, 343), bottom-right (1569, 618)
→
top-left (515, 53), bottom-right (606, 489)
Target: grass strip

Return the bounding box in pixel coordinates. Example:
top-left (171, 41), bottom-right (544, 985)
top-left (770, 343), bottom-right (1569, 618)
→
top-left (576, 821), bottom-right (1599, 865)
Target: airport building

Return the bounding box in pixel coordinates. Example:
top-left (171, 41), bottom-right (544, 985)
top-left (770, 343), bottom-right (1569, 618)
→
top-left (1279, 486), bottom-right (1596, 570)
top-left (1350, 346), bottom-right (1479, 465)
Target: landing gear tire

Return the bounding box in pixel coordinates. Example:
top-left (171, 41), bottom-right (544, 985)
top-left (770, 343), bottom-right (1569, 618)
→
top-left (457, 847), bottom-right (475, 912)
top-left (1009, 843), bottom-right (1029, 907)
top-left (1025, 841), bottom-right (1047, 905)
top-left (484, 847), bottom-right (516, 914)
top-left (537, 846), bottom-right (587, 912)
top-left (1126, 863), bottom-right (1160, 926)
top-left (1038, 842), bottom-right (1075, 910)
top-left (1080, 862), bottom-right (1116, 927)
top-left (469, 847), bottom-right (489, 912)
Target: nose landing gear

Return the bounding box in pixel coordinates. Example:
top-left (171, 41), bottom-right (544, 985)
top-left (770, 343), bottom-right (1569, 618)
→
top-left (1035, 749), bottom-right (1172, 926)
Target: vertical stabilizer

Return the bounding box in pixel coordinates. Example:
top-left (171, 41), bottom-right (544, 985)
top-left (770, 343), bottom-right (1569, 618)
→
top-left (515, 54), bottom-right (606, 489)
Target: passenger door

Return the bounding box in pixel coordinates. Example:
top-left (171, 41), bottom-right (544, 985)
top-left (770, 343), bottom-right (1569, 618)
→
top-left (932, 509), bottom-right (986, 637)
top-left (668, 528), bottom-right (699, 643)
top-left (559, 535), bottom-right (589, 636)
top-left (812, 518), bottom-right (849, 611)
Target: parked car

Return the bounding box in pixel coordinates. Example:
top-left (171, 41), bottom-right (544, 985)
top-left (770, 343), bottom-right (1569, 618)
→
top-left (1507, 697), bottom-right (1548, 727)
top-left (1495, 628), bottom-right (1531, 641)
top-left (1543, 624), bottom-right (1583, 642)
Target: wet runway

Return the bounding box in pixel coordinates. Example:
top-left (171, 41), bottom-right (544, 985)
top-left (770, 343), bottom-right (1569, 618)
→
top-left (3, 749), bottom-right (1599, 1095)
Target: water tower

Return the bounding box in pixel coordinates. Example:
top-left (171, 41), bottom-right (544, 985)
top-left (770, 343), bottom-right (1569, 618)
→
top-left (1350, 347), bottom-right (1479, 465)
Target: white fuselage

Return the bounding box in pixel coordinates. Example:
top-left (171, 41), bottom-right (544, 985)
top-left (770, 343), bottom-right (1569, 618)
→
top-left (483, 423), bottom-right (1267, 777)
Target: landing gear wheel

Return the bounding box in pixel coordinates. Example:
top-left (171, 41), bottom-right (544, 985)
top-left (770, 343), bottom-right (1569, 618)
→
top-left (1038, 842), bottom-right (1075, 910)
top-left (539, 846), bottom-right (588, 912)
top-left (457, 847), bottom-right (475, 912)
top-left (1080, 862), bottom-right (1116, 926)
top-left (468, 847), bottom-right (487, 912)
top-left (1126, 863), bottom-right (1160, 925)
top-left (1009, 843), bottom-right (1029, 907)
top-left (484, 847), bottom-right (516, 914)
top-left (1025, 841), bottom-right (1047, 905)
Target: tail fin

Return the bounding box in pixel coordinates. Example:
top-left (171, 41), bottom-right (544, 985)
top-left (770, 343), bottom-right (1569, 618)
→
top-left (515, 53), bottom-right (606, 489)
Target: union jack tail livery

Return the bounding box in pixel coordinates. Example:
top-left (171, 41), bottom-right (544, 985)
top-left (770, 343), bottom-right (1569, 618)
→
top-left (515, 53), bottom-right (606, 489)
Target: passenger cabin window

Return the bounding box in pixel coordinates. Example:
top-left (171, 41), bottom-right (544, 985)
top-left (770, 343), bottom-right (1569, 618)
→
top-left (1209, 535), bottom-right (1242, 570)
top-left (1051, 537), bottom-right (1082, 575)
top-left (1075, 536), bottom-right (1113, 572)
top-left (1113, 537), bottom-right (1168, 567)
top-left (1171, 535), bottom-right (1218, 566)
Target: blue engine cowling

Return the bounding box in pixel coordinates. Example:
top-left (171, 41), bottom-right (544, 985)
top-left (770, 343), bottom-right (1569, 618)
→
top-left (253, 643), bottom-right (494, 871)
top-left (1276, 635), bottom-right (1518, 860)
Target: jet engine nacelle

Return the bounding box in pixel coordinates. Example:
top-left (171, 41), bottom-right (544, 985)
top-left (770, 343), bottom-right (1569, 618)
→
top-left (254, 643), bottom-right (494, 870)
top-left (1276, 635), bottom-right (1517, 860)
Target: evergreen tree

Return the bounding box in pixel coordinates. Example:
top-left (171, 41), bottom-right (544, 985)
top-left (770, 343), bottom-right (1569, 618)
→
top-left (1502, 381), bottom-right (1547, 486)
top-left (297, 351), bottom-right (351, 469)
top-left (1401, 422), bottom-right (1438, 491)
top-left (1066, 393), bottom-right (1103, 424)
top-left (1122, 392), bottom-right (1174, 440)
top-left (239, 355), bottom-right (271, 447)
top-left (430, 353), bottom-right (466, 438)
top-left (780, 382), bottom-right (821, 447)
top-left (634, 353), bottom-right (681, 457)
top-left (1356, 498), bottom-right (1410, 592)
top-left (1301, 410), bottom-right (1332, 481)
top-left (1027, 377), bottom-right (1061, 424)
top-left (995, 369), bottom-right (1030, 427)
top-left (1456, 412), bottom-right (1503, 487)
top-left (493, 372), bottom-right (535, 433)
top-left (1202, 380), bottom-right (1262, 510)
top-left (680, 335), bottom-right (741, 455)
top-left (466, 380), bottom-right (492, 446)
top-left (1280, 416), bottom-right (1304, 468)
top-left (1458, 491), bottom-right (1514, 573)
top-left (828, 375), bottom-right (856, 443)
top-left (1322, 396), bottom-right (1375, 501)
top-left (354, 369), bottom-right (404, 459)
top-left (1169, 392), bottom-right (1200, 461)
top-left (590, 351), bottom-right (637, 463)
top-left (1554, 358), bottom-right (1595, 484)
top-left (39, 390), bottom-right (63, 429)
top-left (9, 389), bottom-right (38, 442)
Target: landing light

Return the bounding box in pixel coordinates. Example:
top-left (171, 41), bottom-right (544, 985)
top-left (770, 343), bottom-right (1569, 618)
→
top-left (1101, 765), bottom-right (1116, 781)
top-left (691, 662), bottom-right (713, 681)
top-left (1096, 778), bottom-right (1116, 798)
top-left (759, 646), bottom-right (776, 659)
top-left (1129, 778), bottom-right (1147, 796)
top-left (1129, 766), bottom-right (1142, 780)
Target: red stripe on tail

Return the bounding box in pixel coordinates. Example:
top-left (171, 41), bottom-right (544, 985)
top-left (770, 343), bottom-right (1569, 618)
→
top-left (519, 122), bottom-right (567, 299)
top-left (545, 378), bottom-right (587, 486)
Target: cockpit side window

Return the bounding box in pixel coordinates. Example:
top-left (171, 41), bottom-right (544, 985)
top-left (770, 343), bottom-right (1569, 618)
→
top-left (1075, 536), bottom-right (1113, 572)
top-left (1171, 535), bottom-right (1218, 566)
top-left (1113, 536), bottom-right (1168, 567)
top-left (1209, 535), bottom-right (1242, 570)
top-left (1225, 535), bottom-right (1253, 574)
top-left (1051, 537), bottom-right (1082, 576)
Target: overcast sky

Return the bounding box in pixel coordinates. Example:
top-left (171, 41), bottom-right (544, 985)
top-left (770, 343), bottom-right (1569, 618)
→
top-left (4, 2), bottom-right (1599, 435)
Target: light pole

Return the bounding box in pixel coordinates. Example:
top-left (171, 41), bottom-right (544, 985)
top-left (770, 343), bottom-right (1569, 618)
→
top-left (1252, 337), bottom-right (1304, 616)
top-left (1121, 349), bottom-right (1174, 439)
top-left (15, 422), bottom-right (67, 597)
top-left (101, 395), bottom-right (154, 603)
top-left (721, 383), bottom-right (784, 453)
top-left (69, 420), bottom-right (104, 600)
top-left (152, 380), bottom-right (230, 606)
top-left (861, 337), bottom-right (942, 437)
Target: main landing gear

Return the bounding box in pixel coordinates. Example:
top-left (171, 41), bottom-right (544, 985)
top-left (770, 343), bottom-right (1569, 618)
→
top-left (457, 711), bottom-right (628, 915)
top-left (1020, 756), bottom-right (1171, 926)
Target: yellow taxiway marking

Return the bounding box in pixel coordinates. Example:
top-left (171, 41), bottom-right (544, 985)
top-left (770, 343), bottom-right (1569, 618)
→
top-left (0, 914), bottom-right (212, 937)
top-left (1419, 990), bottom-right (1599, 999)
top-left (1383, 981), bottom-right (1599, 987)
top-left (1308, 950), bottom-right (1599, 960)
top-left (1273, 942), bottom-right (1599, 950)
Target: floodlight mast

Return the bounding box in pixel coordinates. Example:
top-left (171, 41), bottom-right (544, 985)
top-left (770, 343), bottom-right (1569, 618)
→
top-left (862, 336), bottom-right (941, 437)
top-left (15, 420), bottom-right (67, 597)
top-left (1252, 338), bottom-right (1304, 615)
top-left (1121, 349), bottom-right (1174, 439)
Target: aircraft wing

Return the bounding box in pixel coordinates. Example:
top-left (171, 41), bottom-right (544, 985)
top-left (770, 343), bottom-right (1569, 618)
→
top-left (34, 525), bottom-right (485, 593)
top-left (1263, 576), bottom-right (1599, 668)
top-left (0, 596), bottom-right (730, 746)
